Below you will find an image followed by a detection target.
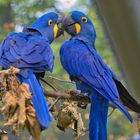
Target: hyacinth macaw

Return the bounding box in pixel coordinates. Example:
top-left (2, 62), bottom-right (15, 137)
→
top-left (0, 12), bottom-right (63, 129)
top-left (60, 11), bottom-right (140, 140)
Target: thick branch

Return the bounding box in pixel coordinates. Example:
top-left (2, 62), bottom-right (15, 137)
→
top-left (43, 89), bottom-right (90, 103)
top-left (43, 89), bottom-right (133, 110)
top-left (0, 67), bottom-right (133, 111)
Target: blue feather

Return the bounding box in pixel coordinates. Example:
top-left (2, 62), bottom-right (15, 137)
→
top-left (0, 31), bottom-right (54, 73)
top-left (60, 39), bottom-right (133, 140)
top-left (89, 92), bottom-right (108, 140)
top-left (76, 82), bottom-right (108, 140)
top-left (60, 39), bottom-right (132, 121)
top-left (20, 71), bottom-right (52, 129)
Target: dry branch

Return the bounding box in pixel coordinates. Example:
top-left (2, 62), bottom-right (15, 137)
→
top-left (43, 89), bottom-right (118, 110)
top-left (43, 89), bottom-right (90, 103)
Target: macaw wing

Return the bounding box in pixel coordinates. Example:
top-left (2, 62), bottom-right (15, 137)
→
top-left (0, 32), bottom-right (54, 72)
top-left (0, 33), bottom-right (19, 63)
top-left (61, 41), bottom-right (132, 121)
top-left (87, 44), bottom-right (140, 114)
top-left (61, 41), bottom-right (119, 100)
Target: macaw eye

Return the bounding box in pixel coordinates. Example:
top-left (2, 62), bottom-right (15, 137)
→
top-left (81, 17), bottom-right (87, 23)
top-left (48, 19), bottom-right (53, 26)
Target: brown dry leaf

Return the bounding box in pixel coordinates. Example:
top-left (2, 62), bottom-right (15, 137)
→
top-left (1, 92), bottom-right (18, 122)
top-left (0, 67), bottom-right (41, 139)
top-left (26, 104), bottom-right (36, 118)
top-left (74, 113), bottom-right (86, 140)
top-left (56, 100), bottom-right (86, 140)
top-left (26, 116), bottom-right (41, 140)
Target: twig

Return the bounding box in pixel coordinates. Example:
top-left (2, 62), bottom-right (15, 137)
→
top-left (48, 76), bottom-right (75, 84)
top-left (40, 77), bottom-right (57, 91)
top-left (49, 97), bottom-right (60, 110)
top-left (108, 107), bottom-right (116, 118)
top-left (40, 77), bottom-right (61, 110)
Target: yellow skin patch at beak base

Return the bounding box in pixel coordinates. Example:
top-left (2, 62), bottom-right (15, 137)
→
top-left (54, 24), bottom-right (58, 38)
top-left (75, 23), bottom-right (81, 34)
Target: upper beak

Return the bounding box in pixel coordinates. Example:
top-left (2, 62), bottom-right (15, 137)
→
top-left (61, 14), bottom-right (81, 36)
top-left (55, 15), bottom-right (65, 38)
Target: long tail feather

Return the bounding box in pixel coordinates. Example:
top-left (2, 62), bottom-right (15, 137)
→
top-left (21, 71), bottom-right (52, 129)
top-left (95, 87), bottom-right (133, 122)
top-left (113, 100), bottom-right (133, 122)
top-left (99, 99), bottom-right (108, 140)
top-left (89, 92), bottom-right (108, 140)
top-left (113, 78), bottom-right (140, 113)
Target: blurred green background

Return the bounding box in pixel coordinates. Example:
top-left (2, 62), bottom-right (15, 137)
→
top-left (0, 0), bottom-right (139, 140)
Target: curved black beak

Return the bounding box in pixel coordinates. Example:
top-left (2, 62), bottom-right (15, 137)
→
top-left (55, 15), bottom-right (65, 38)
top-left (61, 14), bottom-right (77, 36)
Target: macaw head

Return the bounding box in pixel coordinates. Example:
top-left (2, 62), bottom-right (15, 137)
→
top-left (27, 12), bottom-right (64, 44)
top-left (62, 11), bottom-right (96, 45)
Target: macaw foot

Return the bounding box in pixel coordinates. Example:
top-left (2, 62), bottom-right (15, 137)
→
top-left (77, 101), bottom-right (88, 109)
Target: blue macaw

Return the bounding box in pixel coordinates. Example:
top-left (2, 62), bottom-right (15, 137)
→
top-left (60, 11), bottom-right (140, 140)
top-left (0, 12), bottom-right (63, 129)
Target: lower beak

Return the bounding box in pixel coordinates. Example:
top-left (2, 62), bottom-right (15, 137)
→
top-left (54, 15), bottom-right (65, 38)
top-left (62, 15), bottom-right (81, 36)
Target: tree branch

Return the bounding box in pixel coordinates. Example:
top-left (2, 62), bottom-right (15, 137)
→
top-left (43, 89), bottom-right (132, 110)
top-left (43, 89), bottom-right (90, 103)
top-left (48, 76), bottom-right (75, 84)
top-left (40, 77), bottom-right (57, 91)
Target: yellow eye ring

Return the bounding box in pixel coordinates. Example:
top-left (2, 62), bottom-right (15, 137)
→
top-left (81, 17), bottom-right (87, 23)
top-left (48, 19), bottom-right (53, 26)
